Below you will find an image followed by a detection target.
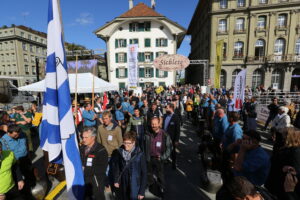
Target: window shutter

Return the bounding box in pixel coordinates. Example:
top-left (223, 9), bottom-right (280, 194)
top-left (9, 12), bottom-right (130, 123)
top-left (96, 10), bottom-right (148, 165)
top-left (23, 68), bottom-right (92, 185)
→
top-left (139, 68), bottom-right (145, 77)
top-left (130, 39), bottom-right (132, 44)
top-left (125, 68), bottom-right (128, 77)
top-left (164, 71), bottom-right (168, 78)
top-left (135, 39), bottom-right (139, 44)
top-left (145, 39), bottom-right (150, 47)
top-left (115, 39), bottom-right (118, 48)
top-left (150, 52), bottom-right (154, 61)
top-left (164, 39), bottom-right (168, 47)
top-left (164, 52), bottom-right (168, 55)
top-left (124, 53), bottom-right (127, 62)
top-left (115, 53), bottom-right (119, 63)
top-left (138, 53), bottom-right (141, 62)
top-left (156, 52), bottom-right (159, 58)
top-left (150, 68), bottom-right (154, 77)
top-left (156, 39), bottom-right (158, 47)
top-left (116, 68), bottom-right (119, 78)
top-left (129, 23), bottom-right (132, 32)
top-left (156, 69), bottom-right (159, 78)
top-left (124, 40), bottom-right (127, 47)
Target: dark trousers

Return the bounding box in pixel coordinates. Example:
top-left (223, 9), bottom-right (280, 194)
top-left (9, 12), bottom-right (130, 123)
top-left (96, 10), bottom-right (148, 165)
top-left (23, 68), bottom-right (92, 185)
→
top-left (85, 176), bottom-right (105, 200)
top-left (171, 141), bottom-right (177, 168)
top-left (187, 111), bottom-right (192, 119)
top-left (5, 185), bottom-right (24, 200)
top-left (19, 156), bottom-right (36, 199)
top-left (264, 115), bottom-right (275, 129)
top-left (148, 157), bottom-right (165, 189)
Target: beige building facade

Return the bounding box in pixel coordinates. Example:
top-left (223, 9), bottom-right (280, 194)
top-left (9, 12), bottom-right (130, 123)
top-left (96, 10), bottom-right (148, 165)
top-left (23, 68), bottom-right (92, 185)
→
top-left (186, 0), bottom-right (300, 91)
top-left (0, 25), bottom-right (47, 86)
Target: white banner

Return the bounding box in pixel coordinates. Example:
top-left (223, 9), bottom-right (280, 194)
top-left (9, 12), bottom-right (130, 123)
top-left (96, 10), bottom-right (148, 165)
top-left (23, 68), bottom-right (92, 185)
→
top-left (128, 44), bottom-right (138, 88)
top-left (256, 104), bottom-right (270, 124)
top-left (233, 69), bottom-right (247, 111)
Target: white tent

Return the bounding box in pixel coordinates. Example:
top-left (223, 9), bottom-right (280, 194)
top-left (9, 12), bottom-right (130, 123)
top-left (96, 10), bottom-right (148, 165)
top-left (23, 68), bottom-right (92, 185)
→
top-left (18, 73), bottom-right (119, 93)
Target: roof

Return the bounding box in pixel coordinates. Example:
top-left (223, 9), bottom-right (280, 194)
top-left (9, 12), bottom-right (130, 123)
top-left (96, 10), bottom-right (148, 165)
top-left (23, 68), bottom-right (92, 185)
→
top-left (119, 3), bottom-right (163, 18)
top-left (16, 25), bottom-right (47, 38)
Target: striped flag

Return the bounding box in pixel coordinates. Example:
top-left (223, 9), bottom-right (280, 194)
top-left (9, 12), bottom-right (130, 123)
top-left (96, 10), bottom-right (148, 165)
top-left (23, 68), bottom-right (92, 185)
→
top-left (40, 0), bottom-right (85, 199)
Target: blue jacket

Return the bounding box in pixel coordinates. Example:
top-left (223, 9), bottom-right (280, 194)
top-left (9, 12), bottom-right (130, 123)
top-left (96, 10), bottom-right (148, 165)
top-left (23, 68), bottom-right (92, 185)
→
top-left (115, 110), bottom-right (125, 121)
top-left (213, 115), bottom-right (229, 140)
top-left (222, 123), bottom-right (243, 149)
top-left (110, 146), bottom-right (147, 200)
top-left (82, 110), bottom-right (96, 127)
top-left (128, 105), bottom-right (134, 115)
top-left (0, 133), bottom-right (27, 160)
top-left (121, 102), bottom-right (130, 112)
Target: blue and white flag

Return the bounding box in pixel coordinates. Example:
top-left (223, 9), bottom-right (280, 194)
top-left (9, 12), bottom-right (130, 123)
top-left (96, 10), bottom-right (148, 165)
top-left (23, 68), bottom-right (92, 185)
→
top-left (40, 0), bottom-right (85, 199)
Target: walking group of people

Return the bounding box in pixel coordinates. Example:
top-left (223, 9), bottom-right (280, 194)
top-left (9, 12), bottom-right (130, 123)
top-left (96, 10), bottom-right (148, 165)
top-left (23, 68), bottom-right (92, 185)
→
top-left (1, 84), bottom-right (300, 200)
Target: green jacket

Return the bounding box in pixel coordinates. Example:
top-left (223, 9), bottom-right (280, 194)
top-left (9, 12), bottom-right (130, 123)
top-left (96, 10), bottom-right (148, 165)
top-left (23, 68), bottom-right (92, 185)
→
top-left (0, 151), bottom-right (16, 194)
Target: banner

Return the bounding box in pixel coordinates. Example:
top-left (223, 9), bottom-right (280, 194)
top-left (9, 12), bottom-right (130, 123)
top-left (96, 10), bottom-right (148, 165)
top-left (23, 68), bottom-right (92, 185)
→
top-left (233, 69), bottom-right (247, 111)
top-left (155, 86), bottom-right (164, 94)
top-left (67, 59), bottom-right (97, 75)
top-left (256, 104), bottom-right (270, 124)
top-left (128, 44), bottom-right (138, 88)
top-left (215, 40), bottom-right (223, 88)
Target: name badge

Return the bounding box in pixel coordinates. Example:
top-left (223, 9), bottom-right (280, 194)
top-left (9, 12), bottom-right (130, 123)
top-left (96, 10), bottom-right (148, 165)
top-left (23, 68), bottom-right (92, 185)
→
top-left (86, 158), bottom-right (93, 167)
top-left (138, 122), bottom-right (142, 125)
top-left (108, 135), bottom-right (113, 141)
top-left (156, 142), bottom-right (161, 147)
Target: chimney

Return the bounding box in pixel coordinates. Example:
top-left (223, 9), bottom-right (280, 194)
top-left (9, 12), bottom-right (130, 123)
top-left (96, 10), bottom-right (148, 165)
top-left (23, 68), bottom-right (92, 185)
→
top-left (129, 0), bottom-right (133, 9)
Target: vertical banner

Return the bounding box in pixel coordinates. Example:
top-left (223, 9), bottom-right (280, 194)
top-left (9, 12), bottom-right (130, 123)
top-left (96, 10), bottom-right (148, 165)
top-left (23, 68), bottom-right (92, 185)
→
top-left (233, 69), bottom-right (247, 111)
top-left (215, 40), bottom-right (223, 88)
top-left (128, 44), bottom-right (138, 88)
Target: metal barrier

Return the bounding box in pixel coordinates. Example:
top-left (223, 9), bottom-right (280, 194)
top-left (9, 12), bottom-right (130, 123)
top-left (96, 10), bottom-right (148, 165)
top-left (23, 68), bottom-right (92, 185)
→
top-left (253, 91), bottom-right (300, 108)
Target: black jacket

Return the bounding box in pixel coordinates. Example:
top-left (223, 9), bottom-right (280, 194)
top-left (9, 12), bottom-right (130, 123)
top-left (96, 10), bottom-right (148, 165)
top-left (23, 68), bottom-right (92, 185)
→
top-left (162, 113), bottom-right (181, 142)
top-left (80, 142), bottom-right (108, 180)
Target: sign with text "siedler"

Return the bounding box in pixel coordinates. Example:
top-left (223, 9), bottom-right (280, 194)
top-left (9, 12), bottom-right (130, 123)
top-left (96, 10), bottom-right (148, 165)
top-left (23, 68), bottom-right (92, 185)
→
top-left (153, 54), bottom-right (190, 71)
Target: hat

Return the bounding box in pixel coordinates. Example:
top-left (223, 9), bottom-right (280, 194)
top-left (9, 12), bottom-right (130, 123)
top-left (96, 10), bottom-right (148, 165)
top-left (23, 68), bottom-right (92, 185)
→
top-left (72, 100), bottom-right (80, 106)
top-left (84, 97), bottom-right (91, 103)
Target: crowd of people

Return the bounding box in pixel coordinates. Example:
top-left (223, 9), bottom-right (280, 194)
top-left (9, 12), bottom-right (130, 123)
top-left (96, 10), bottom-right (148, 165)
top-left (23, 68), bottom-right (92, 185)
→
top-left (0, 84), bottom-right (300, 200)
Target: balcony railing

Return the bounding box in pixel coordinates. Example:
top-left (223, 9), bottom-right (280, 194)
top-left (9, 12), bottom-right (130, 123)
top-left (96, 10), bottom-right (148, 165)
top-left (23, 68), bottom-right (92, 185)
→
top-left (217, 30), bottom-right (228, 35)
top-left (247, 54), bottom-right (300, 63)
top-left (233, 54), bottom-right (244, 59)
top-left (275, 25), bottom-right (288, 31)
top-left (234, 29), bottom-right (246, 34)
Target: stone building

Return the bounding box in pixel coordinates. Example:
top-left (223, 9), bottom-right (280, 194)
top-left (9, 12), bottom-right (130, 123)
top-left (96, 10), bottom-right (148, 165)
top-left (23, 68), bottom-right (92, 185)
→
top-left (0, 25), bottom-right (47, 86)
top-left (186, 0), bottom-right (300, 91)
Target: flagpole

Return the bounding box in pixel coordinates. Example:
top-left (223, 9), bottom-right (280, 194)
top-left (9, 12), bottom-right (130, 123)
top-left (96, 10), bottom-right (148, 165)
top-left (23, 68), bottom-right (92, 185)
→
top-left (92, 57), bottom-right (96, 108)
top-left (74, 55), bottom-right (78, 124)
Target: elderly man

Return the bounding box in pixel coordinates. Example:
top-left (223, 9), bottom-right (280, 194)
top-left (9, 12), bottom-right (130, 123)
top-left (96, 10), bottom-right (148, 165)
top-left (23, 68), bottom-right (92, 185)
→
top-left (213, 108), bottom-right (229, 145)
top-left (80, 127), bottom-right (108, 200)
top-left (271, 106), bottom-right (291, 131)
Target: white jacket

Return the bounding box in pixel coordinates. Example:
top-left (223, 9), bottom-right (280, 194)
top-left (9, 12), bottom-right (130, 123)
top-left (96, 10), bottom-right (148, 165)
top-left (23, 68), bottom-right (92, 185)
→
top-left (271, 113), bottom-right (291, 130)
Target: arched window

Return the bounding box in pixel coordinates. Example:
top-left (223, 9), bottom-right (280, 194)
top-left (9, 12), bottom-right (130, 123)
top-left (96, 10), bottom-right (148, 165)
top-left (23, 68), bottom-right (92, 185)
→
top-left (232, 69), bottom-right (241, 87)
top-left (271, 69), bottom-right (284, 90)
top-left (274, 38), bottom-right (285, 55)
top-left (277, 14), bottom-right (287, 28)
top-left (218, 19), bottom-right (227, 32)
top-left (257, 16), bottom-right (267, 29)
top-left (220, 70), bottom-right (227, 88)
top-left (255, 39), bottom-right (265, 60)
top-left (252, 69), bottom-right (264, 88)
top-left (295, 38), bottom-right (300, 55)
top-left (220, 0), bottom-right (228, 8)
top-left (234, 41), bottom-right (244, 57)
top-left (235, 18), bottom-right (245, 31)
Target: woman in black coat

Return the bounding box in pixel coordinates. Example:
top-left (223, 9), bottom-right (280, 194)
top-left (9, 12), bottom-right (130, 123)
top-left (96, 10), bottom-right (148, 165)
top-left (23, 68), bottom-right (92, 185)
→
top-left (265, 127), bottom-right (300, 199)
top-left (110, 131), bottom-right (147, 200)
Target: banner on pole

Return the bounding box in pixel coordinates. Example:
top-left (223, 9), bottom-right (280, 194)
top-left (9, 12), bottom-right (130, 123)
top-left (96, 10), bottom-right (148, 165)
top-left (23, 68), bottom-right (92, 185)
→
top-left (67, 59), bottom-right (97, 75)
top-left (214, 40), bottom-right (223, 88)
top-left (128, 44), bottom-right (138, 88)
top-left (233, 69), bottom-right (247, 111)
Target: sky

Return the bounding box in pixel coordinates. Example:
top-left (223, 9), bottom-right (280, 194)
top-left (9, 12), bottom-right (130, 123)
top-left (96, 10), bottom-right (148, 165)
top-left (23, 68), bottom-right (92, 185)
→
top-left (0, 0), bottom-right (198, 56)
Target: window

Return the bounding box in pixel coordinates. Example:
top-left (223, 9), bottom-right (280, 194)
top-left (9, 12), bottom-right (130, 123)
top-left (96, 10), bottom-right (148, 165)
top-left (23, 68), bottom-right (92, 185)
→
top-left (35, 37), bottom-right (38, 41)
top-left (257, 16), bottom-right (267, 29)
top-left (6, 53), bottom-right (9, 62)
top-left (277, 14), bottom-right (287, 28)
top-left (116, 53), bottom-right (127, 63)
top-left (41, 39), bottom-right (44, 44)
top-left (30, 45), bottom-right (33, 53)
top-left (25, 65), bottom-right (29, 74)
top-left (22, 42), bottom-right (27, 51)
top-left (295, 38), bottom-right (300, 55)
top-left (237, 0), bottom-right (245, 7)
top-left (259, 0), bottom-right (268, 4)
top-left (235, 18), bottom-right (245, 31)
top-left (145, 68), bottom-right (152, 78)
top-left (223, 42), bottom-right (227, 58)
top-left (129, 23), bottom-right (138, 32)
top-left (156, 52), bottom-right (167, 57)
top-left (232, 69), bottom-right (241, 87)
top-left (234, 41), bottom-right (244, 57)
top-left (36, 47), bottom-right (40, 54)
top-left (24, 54), bottom-right (28, 62)
top-left (115, 39), bottom-right (127, 48)
top-left (20, 32), bottom-right (24, 37)
top-left (144, 38), bottom-right (151, 47)
top-left (218, 19), bottom-right (227, 32)
top-left (156, 38), bottom-right (168, 47)
top-left (145, 22), bottom-right (151, 31)
top-left (252, 69), bottom-right (263, 88)
top-left (11, 53), bottom-right (15, 61)
top-left (144, 52), bottom-right (153, 62)
top-left (220, 0), bottom-right (227, 8)
top-left (32, 66), bottom-right (36, 74)
top-left (0, 43), bottom-right (2, 51)
top-left (220, 70), bottom-right (226, 88)
top-left (28, 35), bottom-right (32, 40)
top-left (255, 39), bottom-right (265, 60)
top-left (274, 38), bottom-right (285, 55)
top-left (158, 70), bottom-right (165, 78)
top-left (31, 56), bottom-right (35, 63)
top-left (129, 39), bottom-right (139, 45)
top-left (271, 69), bottom-right (284, 89)
top-left (119, 68), bottom-right (126, 78)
